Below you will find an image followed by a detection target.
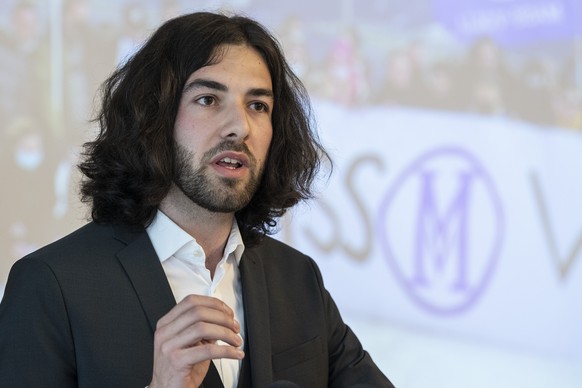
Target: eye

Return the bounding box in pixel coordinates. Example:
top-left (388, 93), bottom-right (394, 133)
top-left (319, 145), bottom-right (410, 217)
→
top-left (250, 101), bottom-right (270, 113)
top-left (195, 95), bottom-right (216, 106)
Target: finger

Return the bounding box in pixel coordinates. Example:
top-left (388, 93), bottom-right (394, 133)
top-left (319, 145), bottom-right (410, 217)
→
top-left (157, 294), bottom-right (235, 329)
top-left (156, 304), bottom-right (240, 344)
top-left (158, 294), bottom-right (234, 326)
top-left (176, 302), bottom-right (239, 333)
top-left (161, 320), bottom-right (243, 352)
top-left (173, 342), bottom-right (245, 366)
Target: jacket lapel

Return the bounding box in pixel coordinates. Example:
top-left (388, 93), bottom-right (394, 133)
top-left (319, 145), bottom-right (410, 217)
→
top-left (114, 225), bottom-right (176, 332)
top-left (239, 247), bottom-right (273, 387)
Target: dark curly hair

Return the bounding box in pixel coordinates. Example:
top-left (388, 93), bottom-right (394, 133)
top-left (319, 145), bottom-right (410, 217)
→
top-left (79, 12), bottom-right (329, 245)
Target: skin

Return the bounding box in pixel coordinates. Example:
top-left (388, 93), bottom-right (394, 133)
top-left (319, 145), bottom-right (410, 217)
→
top-left (149, 44), bottom-right (274, 388)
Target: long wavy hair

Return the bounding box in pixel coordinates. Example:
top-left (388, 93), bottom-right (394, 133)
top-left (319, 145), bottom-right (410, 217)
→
top-left (79, 12), bottom-right (329, 245)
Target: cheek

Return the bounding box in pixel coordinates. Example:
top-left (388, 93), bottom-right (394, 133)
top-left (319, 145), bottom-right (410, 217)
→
top-left (173, 111), bottom-right (191, 142)
top-left (259, 128), bottom-right (273, 160)
top-left (173, 113), bottom-right (210, 150)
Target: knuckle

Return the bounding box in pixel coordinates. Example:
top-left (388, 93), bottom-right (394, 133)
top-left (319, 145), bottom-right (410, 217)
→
top-left (154, 327), bottom-right (168, 345)
top-left (155, 316), bottom-right (167, 330)
top-left (168, 350), bottom-right (182, 366)
top-left (158, 322), bottom-right (172, 335)
top-left (184, 294), bottom-right (199, 305)
top-left (191, 321), bottom-right (208, 336)
top-left (159, 341), bottom-right (173, 356)
top-left (153, 335), bottom-right (163, 348)
top-left (187, 305), bottom-right (203, 321)
top-left (200, 342), bottom-right (216, 359)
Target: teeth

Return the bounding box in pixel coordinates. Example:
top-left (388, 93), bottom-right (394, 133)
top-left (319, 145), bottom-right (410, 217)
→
top-left (220, 157), bottom-right (242, 166)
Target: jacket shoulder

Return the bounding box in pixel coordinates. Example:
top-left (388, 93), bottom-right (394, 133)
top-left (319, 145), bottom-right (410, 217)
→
top-left (19, 222), bottom-right (139, 269)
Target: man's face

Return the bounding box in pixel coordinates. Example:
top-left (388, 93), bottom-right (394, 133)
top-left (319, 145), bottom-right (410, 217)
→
top-left (173, 44), bottom-right (274, 213)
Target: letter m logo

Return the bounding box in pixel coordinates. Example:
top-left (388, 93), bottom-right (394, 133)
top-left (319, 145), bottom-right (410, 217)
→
top-left (412, 170), bottom-right (474, 291)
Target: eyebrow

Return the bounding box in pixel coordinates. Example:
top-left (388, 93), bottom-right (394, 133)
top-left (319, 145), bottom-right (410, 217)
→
top-left (183, 79), bottom-right (227, 94)
top-left (248, 87), bottom-right (274, 99)
top-left (183, 78), bottom-right (274, 99)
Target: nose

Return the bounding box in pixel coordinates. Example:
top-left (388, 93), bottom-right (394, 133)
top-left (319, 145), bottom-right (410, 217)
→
top-left (221, 101), bottom-right (251, 141)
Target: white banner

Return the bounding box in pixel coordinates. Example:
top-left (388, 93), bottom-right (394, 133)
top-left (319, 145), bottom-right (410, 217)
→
top-left (277, 101), bottom-right (582, 358)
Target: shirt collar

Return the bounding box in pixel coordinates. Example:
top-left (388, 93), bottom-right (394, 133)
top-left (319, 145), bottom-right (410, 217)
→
top-left (146, 210), bottom-right (245, 265)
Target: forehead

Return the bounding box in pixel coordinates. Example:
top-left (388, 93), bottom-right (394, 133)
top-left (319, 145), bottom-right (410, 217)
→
top-left (184, 44), bottom-right (272, 87)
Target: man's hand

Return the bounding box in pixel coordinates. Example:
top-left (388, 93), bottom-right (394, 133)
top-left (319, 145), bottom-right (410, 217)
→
top-left (148, 295), bottom-right (244, 388)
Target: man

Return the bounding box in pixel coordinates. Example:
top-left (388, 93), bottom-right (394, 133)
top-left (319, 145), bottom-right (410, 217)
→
top-left (0, 12), bottom-right (394, 388)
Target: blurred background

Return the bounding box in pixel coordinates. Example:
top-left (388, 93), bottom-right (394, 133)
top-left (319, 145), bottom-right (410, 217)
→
top-left (1, 0), bottom-right (581, 387)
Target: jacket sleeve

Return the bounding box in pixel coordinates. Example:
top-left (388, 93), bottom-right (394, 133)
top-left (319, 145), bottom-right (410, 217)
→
top-left (308, 259), bottom-right (396, 388)
top-left (0, 257), bottom-right (77, 387)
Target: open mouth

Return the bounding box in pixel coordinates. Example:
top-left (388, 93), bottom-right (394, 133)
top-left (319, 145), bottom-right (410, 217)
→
top-left (216, 157), bottom-right (244, 170)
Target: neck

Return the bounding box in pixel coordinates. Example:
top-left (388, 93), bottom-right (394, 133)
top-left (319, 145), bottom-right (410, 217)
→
top-left (159, 185), bottom-right (235, 277)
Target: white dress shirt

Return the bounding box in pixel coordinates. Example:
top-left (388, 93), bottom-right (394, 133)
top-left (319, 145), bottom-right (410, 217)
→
top-left (146, 210), bottom-right (245, 388)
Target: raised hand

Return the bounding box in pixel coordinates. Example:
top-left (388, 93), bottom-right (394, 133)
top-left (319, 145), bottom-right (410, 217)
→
top-left (148, 295), bottom-right (244, 388)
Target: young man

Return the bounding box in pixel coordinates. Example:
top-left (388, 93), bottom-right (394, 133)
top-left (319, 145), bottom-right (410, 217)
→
top-left (0, 12), bottom-right (394, 388)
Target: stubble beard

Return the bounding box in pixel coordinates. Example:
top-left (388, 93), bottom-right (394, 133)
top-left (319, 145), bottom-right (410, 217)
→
top-left (173, 141), bottom-right (263, 213)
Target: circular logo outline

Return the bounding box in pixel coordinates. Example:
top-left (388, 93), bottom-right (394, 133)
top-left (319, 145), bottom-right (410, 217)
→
top-left (377, 145), bottom-right (504, 315)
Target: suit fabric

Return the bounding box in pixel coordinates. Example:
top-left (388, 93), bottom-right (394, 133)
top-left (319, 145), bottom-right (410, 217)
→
top-left (0, 222), bottom-right (393, 387)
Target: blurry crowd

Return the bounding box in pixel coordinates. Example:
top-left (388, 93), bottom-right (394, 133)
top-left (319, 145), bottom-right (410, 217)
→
top-left (0, 0), bottom-right (184, 280)
top-left (0, 0), bottom-right (581, 281)
top-left (278, 18), bottom-right (582, 130)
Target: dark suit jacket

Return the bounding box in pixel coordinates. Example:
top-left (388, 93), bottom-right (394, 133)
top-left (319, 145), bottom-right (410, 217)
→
top-left (0, 222), bottom-right (393, 387)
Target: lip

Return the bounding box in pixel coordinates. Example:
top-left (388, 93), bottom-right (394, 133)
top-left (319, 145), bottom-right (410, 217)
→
top-left (209, 151), bottom-right (251, 179)
top-left (210, 151), bottom-right (250, 167)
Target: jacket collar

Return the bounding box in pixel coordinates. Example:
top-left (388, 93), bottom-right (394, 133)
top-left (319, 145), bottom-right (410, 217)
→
top-left (113, 224), bottom-right (176, 333)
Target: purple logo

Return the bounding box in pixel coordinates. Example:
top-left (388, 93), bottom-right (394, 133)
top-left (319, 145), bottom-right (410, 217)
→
top-left (377, 146), bottom-right (504, 315)
top-left (433, 0), bottom-right (581, 46)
